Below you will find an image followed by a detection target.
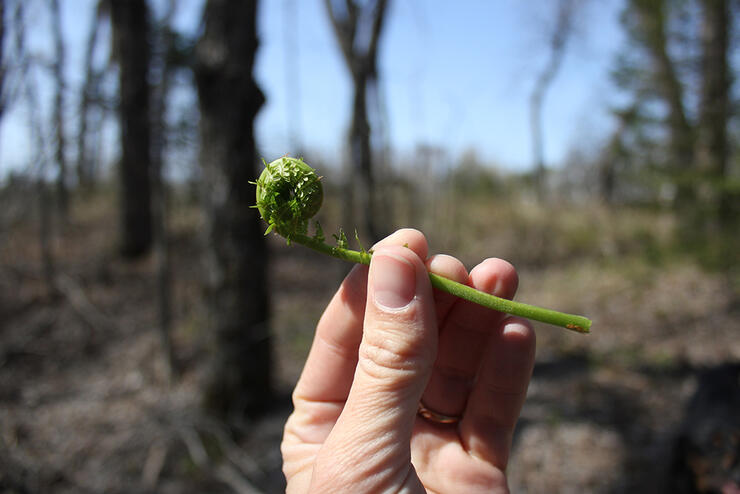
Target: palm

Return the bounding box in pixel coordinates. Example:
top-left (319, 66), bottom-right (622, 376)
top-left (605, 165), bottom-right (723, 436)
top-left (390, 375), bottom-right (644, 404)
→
top-left (409, 423), bottom-right (509, 493)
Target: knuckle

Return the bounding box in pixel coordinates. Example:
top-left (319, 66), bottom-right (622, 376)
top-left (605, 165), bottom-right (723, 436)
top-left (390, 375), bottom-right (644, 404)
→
top-left (357, 325), bottom-right (430, 383)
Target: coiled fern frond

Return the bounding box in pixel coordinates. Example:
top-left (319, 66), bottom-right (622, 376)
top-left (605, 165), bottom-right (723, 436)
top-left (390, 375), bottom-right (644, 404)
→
top-left (255, 156), bottom-right (323, 238)
top-left (254, 156), bottom-right (591, 333)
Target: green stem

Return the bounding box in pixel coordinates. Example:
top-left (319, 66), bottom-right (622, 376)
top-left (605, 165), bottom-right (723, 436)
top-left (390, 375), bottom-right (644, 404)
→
top-left (289, 233), bottom-right (591, 334)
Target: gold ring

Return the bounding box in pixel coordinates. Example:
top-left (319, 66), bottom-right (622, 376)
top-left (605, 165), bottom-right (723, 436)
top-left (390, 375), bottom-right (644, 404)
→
top-left (417, 402), bottom-right (461, 424)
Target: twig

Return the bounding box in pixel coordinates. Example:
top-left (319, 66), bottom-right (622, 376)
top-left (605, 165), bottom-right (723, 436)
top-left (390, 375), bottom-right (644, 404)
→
top-left (178, 427), bottom-right (208, 468)
top-left (140, 439), bottom-right (168, 490)
top-left (204, 422), bottom-right (262, 476)
top-left (54, 273), bottom-right (116, 333)
top-left (214, 464), bottom-right (264, 494)
top-left (177, 426), bottom-right (265, 494)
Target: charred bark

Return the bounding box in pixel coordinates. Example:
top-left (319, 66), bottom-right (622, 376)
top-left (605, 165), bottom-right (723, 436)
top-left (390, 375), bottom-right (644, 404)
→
top-left (194, 0), bottom-right (271, 419)
top-left (110, 0), bottom-right (153, 258)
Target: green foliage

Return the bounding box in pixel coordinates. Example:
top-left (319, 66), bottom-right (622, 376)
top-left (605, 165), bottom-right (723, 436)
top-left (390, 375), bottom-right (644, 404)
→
top-left (332, 229), bottom-right (349, 250)
top-left (604, 0), bottom-right (739, 267)
top-left (313, 221), bottom-right (325, 242)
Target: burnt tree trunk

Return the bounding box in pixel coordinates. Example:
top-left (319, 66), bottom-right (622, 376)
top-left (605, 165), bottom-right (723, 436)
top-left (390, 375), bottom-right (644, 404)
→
top-left (195, 0), bottom-right (271, 419)
top-left (111, 0), bottom-right (153, 258)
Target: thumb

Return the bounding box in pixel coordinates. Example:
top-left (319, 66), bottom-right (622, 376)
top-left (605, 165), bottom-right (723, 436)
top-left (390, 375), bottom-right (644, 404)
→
top-left (330, 245), bottom-right (438, 447)
top-left (310, 246), bottom-right (437, 490)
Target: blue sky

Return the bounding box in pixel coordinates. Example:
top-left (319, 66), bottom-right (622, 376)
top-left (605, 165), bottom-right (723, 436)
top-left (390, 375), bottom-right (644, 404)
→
top-left (0, 0), bottom-right (626, 176)
top-left (254, 0), bottom-right (625, 170)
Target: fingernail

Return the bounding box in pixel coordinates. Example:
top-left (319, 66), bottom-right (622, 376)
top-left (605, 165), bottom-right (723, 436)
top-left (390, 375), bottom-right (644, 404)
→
top-left (503, 319), bottom-right (532, 337)
top-left (372, 254), bottom-right (416, 310)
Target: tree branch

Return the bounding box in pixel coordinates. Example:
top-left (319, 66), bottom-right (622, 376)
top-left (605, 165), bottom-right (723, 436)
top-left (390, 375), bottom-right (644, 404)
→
top-left (323, 0), bottom-right (355, 68)
top-left (366, 0), bottom-right (389, 74)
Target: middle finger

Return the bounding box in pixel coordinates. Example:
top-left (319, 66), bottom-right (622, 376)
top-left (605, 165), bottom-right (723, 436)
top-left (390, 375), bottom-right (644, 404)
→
top-left (420, 258), bottom-right (519, 418)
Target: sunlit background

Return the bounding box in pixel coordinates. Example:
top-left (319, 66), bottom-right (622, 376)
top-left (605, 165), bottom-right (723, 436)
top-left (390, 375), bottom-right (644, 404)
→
top-left (0, 1), bottom-right (738, 493)
top-left (1, 0), bottom-right (626, 176)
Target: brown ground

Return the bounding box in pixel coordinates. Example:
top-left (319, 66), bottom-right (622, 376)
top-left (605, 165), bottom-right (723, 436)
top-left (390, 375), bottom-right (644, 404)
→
top-left (1, 189), bottom-right (738, 493)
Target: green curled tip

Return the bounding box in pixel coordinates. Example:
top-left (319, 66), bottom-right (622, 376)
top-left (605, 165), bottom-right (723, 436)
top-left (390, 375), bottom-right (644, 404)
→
top-left (254, 156), bottom-right (323, 238)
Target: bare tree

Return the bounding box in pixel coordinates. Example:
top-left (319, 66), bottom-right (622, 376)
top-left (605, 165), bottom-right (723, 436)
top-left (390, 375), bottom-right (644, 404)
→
top-left (149, 0), bottom-right (180, 378)
top-left (529, 0), bottom-right (578, 200)
top-left (627, 0), bottom-right (694, 205)
top-left (0, 0), bottom-right (6, 126)
top-left (110, 0), bottom-right (153, 258)
top-left (194, 0), bottom-right (271, 419)
top-left (598, 106), bottom-right (636, 205)
top-left (49, 0), bottom-right (68, 218)
top-left (16, 6), bottom-right (56, 294)
top-left (696, 0), bottom-right (732, 227)
top-left (324, 0), bottom-right (390, 241)
top-left (0, 0), bottom-right (25, 140)
top-left (76, 0), bottom-right (107, 189)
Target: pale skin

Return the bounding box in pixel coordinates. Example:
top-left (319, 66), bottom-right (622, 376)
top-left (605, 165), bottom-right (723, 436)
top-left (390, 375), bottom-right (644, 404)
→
top-left (281, 229), bottom-right (536, 493)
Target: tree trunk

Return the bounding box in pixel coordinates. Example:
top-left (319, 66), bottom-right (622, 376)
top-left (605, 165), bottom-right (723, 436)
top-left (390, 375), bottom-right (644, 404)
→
top-left (50, 0), bottom-right (68, 219)
top-left (110, 0), bottom-right (153, 258)
top-left (0, 0), bottom-right (6, 125)
top-left (599, 135), bottom-right (620, 205)
top-left (76, 0), bottom-right (104, 189)
top-left (195, 0), bottom-right (271, 420)
top-left (150, 0), bottom-right (179, 379)
top-left (349, 70), bottom-right (378, 240)
top-left (324, 0), bottom-right (389, 242)
top-left (697, 0), bottom-right (732, 227)
top-left (38, 179), bottom-right (55, 296)
top-left (23, 37), bottom-right (56, 296)
top-left (631, 0), bottom-right (694, 205)
top-left (529, 0), bottom-right (576, 200)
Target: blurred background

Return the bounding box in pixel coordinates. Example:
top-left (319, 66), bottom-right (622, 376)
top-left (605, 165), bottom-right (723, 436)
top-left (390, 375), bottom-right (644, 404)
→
top-left (1, 0), bottom-right (738, 492)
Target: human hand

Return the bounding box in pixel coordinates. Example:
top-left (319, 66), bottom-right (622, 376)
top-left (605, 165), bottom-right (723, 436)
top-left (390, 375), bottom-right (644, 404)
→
top-left (281, 229), bottom-right (536, 493)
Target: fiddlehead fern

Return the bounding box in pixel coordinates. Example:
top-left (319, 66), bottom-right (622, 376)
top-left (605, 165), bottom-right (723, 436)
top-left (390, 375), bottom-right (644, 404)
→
top-left (255, 156), bottom-right (323, 238)
top-left (254, 156), bottom-right (591, 333)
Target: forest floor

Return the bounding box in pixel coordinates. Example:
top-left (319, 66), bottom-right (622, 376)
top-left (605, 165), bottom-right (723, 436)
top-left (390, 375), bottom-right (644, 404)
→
top-left (1, 187), bottom-right (739, 493)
